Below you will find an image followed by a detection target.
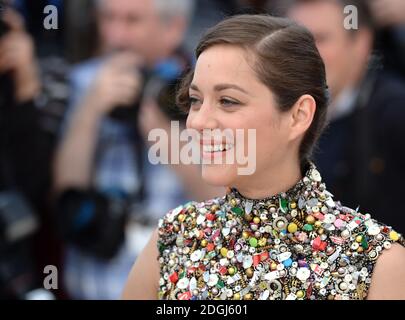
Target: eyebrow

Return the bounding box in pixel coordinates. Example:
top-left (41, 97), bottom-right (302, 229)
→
top-left (190, 83), bottom-right (250, 95)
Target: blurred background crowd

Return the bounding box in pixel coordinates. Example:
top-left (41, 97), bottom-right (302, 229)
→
top-left (0, 0), bottom-right (404, 300)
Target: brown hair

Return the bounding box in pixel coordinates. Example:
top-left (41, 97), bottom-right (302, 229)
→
top-left (177, 14), bottom-right (329, 166)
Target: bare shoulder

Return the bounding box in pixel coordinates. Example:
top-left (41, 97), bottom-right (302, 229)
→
top-left (121, 228), bottom-right (160, 300)
top-left (367, 243), bottom-right (405, 299)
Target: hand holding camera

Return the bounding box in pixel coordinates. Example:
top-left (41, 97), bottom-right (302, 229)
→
top-left (83, 52), bottom-right (143, 119)
top-left (0, 8), bottom-right (40, 103)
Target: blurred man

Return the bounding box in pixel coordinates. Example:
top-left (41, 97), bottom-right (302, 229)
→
top-left (54, 0), bottom-right (222, 299)
top-left (369, 0), bottom-right (405, 79)
top-left (288, 0), bottom-right (405, 233)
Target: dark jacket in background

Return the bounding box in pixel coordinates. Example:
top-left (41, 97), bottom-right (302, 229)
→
top-left (315, 70), bottom-right (405, 234)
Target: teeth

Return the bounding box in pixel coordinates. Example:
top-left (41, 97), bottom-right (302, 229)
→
top-left (203, 143), bottom-right (234, 153)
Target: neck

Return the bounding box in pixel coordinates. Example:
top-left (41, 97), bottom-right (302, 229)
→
top-left (233, 155), bottom-right (303, 200)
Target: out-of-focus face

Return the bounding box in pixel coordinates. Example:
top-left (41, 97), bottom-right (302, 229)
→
top-left (289, 1), bottom-right (357, 98)
top-left (186, 44), bottom-right (293, 189)
top-left (97, 0), bottom-right (169, 62)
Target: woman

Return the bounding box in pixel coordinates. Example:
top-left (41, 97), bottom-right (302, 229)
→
top-left (122, 14), bottom-right (405, 300)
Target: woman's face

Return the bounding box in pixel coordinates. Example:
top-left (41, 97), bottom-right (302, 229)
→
top-left (186, 44), bottom-right (294, 189)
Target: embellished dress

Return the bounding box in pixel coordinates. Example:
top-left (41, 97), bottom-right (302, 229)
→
top-left (157, 163), bottom-right (404, 300)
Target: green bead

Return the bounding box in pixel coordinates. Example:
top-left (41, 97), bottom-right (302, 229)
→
top-left (231, 207), bottom-right (244, 216)
top-left (303, 224), bottom-right (314, 232)
top-left (361, 236), bottom-right (369, 249)
top-left (158, 243), bottom-right (167, 253)
top-left (217, 280), bottom-right (225, 288)
top-left (249, 237), bottom-right (258, 247)
top-left (279, 197), bottom-right (289, 213)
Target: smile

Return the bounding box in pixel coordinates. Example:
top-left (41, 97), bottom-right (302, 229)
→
top-left (202, 143), bottom-right (234, 153)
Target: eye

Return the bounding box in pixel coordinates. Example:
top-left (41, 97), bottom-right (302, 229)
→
top-left (220, 98), bottom-right (239, 107)
top-left (189, 96), bottom-right (202, 109)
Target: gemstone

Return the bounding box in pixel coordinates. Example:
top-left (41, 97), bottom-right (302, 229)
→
top-left (245, 201), bottom-right (253, 214)
top-left (243, 255), bottom-right (253, 269)
top-left (249, 237), bottom-right (258, 248)
top-left (389, 231), bottom-right (399, 241)
top-left (222, 228), bottom-right (230, 237)
top-left (361, 237), bottom-right (369, 249)
top-left (169, 272), bottom-right (178, 283)
top-left (231, 207), bottom-right (243, 216)
top-left (280, 197), bottom-right (289, 213)
top-left (288, 223), bottom-right (298, 233)
top-left (177, 277), bottom-right (190, 289)
top-left (207, 274), bottom-right (219, 287)
top-left (297, 268), bottom-right (311, 281)
top-left (220, 248), bottom-right (228, 257)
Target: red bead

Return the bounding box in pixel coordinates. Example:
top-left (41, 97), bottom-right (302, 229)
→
top-left (206, 213), bottom-right (216, 221)
top-left (260, 251), bottom-right (269, 261)
top-left (313, 212), bottom-right (324, 221)
top-left (207, 243), bottom-right (215, 251)
top-left (169, 272), bottom-right (178, 283)
top-left (312, 236), bottom-right (327, 251)
top-left (253, 254), bottom-right (261, 266)
top-left (307, 284), bottom-right (313, 298)
top-left (219, 266), bottom-right (227, 275)
top-left (187, 267), bottom-right (196, 275)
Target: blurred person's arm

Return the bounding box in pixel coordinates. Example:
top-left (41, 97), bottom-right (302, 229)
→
top-left (122, 229), bottom-right (160, 299)
top-left (139, 100), bottom-right (225, 202)
top-left (0, 9), bottom-right (51, 204)
top-left (53, 53), bottom-right (141, 192)
top-left (0, 9), bottom-right (40, 103)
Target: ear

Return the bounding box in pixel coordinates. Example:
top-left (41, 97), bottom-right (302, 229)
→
top-left (288, 94), bottom-right (316, 142)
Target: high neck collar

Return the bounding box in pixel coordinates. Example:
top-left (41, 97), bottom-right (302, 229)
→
top-left (226, 162), bottom-right (325, 212)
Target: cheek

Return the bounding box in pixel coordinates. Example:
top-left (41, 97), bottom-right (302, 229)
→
top-left (319, 45), bottom-right (338, 70)
top-left (253, 110), bottom-right (287, 159)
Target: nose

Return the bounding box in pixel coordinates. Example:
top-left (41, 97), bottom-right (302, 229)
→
top-left (106, 21), bottom-right (132, 51)
top-left (187, 101), bottom-right (219, 132)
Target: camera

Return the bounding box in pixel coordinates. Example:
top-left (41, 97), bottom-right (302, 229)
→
top-left (0, 191), bottom-right (40, 299)
top-left (108, 52), bottom-right (190, 124)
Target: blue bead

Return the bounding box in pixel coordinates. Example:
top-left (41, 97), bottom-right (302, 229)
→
top-left (283, 258), bottom-right (293, 267)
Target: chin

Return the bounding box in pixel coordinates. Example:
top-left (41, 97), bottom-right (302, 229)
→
top-left (201, 164), bottom-right (237, 187)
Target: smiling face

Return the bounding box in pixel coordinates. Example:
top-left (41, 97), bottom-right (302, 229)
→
top-left (186, 44), bottom-right (297, 190)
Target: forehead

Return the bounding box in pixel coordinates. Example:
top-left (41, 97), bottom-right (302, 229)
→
top-left (99, 0), bottom-right (155, 14)
top-left (289, 1), bottom-right (344, 34)
top-left (193, 45), bottom-right (260, 86)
